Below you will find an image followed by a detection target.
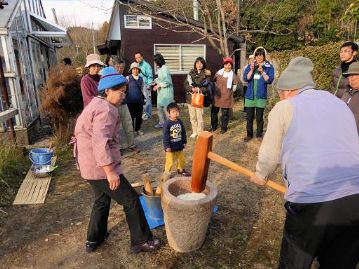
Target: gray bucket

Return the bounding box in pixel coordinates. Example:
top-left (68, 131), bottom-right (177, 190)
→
top-left (142, 188), bottom-right (164, 221)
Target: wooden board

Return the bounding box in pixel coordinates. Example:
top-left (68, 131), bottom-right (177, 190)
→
top-left (13, 157), bottom-right (57, 205)
top-left (0, 108), bottom-right (18, 123)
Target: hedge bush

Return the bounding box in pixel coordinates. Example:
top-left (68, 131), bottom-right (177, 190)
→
top-left (270, 42), bottom-right (342, 91)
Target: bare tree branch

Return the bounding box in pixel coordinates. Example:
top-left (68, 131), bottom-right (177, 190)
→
top-left (216, 0), bottom-right (229, 56)
top-left (116, 0), bottom-right (292, 56)
top-left (239, 29), bottom-right (293, 35)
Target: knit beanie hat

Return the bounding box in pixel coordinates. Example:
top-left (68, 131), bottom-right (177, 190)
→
top-left (277, 57), bottom-right (316, 91)
top-left (98, 67), bottom-right (127, 93)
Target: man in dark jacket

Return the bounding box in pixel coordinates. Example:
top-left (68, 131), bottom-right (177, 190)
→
top-left (342, 62), bottom-right (359, 134)
top-left (331, 41), bottom-right (358, 98)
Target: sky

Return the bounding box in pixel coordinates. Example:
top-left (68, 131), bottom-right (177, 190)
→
top-left (42, 0), bottom-right (115, 29)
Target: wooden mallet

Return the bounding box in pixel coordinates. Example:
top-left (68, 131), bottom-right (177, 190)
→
top-left (191, 131), bottom-right (286, 194)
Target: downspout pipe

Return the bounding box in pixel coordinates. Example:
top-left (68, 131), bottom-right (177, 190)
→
top-left (0, 56), bottom-right (16, 143)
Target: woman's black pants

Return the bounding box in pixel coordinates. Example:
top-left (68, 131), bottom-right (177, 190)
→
top-left (211, 106), bottom-right (230, 131)
top-left (127, 103), bottom-right (143, 132)
top-left (87, 175), bottom-right (152, 246)
top-left (245, 107), bottom-right (264, 137)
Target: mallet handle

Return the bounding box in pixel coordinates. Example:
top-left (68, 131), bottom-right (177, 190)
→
top-left (207, 152), bottom-right (286, 194)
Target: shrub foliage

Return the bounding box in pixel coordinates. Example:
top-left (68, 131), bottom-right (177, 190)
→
top-left (270, 42), bottom-right (342, 91)
top-left (40, 65), bottom-right (83, 142)
top-left (0, 141), bottom-right (28, 205)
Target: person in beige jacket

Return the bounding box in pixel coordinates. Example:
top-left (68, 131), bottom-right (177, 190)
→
top-left (250, 57), bottom-right (359, 269)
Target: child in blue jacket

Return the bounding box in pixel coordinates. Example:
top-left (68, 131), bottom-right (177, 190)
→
top-left (163, 103), bottom-right (191, 177)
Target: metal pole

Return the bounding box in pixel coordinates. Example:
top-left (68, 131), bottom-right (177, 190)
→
top-left (236, 0), bottom-right (240, 36)
top-left (51, 8), bottom-right (59, 25)
top-left (92, 22), bottom-right (96, 54)
top-left (0, 57), bottom-right (16, 143)
top-left (193, 0), bottom-right (199, 21)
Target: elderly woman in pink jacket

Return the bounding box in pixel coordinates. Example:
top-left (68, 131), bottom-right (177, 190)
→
top-left (73, 67), bottom-right (160, 253)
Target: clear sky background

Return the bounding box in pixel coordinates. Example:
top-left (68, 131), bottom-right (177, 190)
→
top-left (42, 0), bottom-right (114, 29)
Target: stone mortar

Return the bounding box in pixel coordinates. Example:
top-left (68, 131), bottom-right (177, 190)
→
top-left (161, 176), bottom-right (218, 252)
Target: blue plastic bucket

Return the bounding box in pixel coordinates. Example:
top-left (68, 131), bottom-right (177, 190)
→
top-left (142, 188), bottom-right (164, 221)
top-left (29, 148), bottom-right (53, 165)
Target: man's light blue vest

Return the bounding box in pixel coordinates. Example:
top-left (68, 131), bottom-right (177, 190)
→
top-left (282, 89), bottom-right (359, 203)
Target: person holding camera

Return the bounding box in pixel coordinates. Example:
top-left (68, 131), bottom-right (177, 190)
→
top-left (243, 47), bottom-right (275, 142)
top-left (240, 55), bottom-right (255, 110)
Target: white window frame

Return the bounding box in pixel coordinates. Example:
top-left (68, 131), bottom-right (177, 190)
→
top-left (153, 44), bottom-right (206, 74)
top-left (124, 15), bottom-right (152, 29)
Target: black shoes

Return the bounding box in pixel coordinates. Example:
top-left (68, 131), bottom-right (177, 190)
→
top-left (86, 234), bottom-right (161, 254)
top-left (209, 127), bottom-right (227, 134)
top-left (177, 169), bottom-right (191, 177)
top-left (85, 232), bottom-right (110, 253)
top-left (130, 238), bottom-right (161, 253)
top-left (244, 136), bottom-right (253, 142)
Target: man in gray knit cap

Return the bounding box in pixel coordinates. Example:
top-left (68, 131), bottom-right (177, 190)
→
top-left (250, 57), bottom-right (359, 269)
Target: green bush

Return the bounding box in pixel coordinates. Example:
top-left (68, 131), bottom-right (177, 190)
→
top-left (271, 42), bottom-right (342, 91)
top-left (0, 141), bottom-right (29, 205)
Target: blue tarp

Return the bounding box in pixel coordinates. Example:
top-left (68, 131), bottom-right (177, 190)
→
top-left (139, 195), bottom-right (219, 230)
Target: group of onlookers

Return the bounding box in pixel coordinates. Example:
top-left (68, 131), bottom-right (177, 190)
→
top-left (77, 42), bottom-right (359, 148)
top-left (73, 41), bottom-right (359, 268)
top-left (73, 47), bottom-right (275, 255)
top-left (331, 41), bottom-right (359, 134)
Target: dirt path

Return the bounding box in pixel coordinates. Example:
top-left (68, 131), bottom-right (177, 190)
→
top-left (0, 104), bottom-right (286, 269)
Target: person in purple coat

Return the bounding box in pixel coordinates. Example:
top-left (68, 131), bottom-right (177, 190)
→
top-left (80, 54), bottom-right (104, 108)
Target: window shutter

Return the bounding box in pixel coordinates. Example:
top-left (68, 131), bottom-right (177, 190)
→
top-left (154, 44), bottom-right (205, 73)
top-left (138, 16), bottom-right (151, 28)
top-left (181, 46), bottom-right (205, 72)
top-left (125, 15), bottom-right (138, 27)
top-left (155, 45), bottom-right (180, 72)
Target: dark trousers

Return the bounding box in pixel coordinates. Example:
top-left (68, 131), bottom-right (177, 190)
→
top-left (211, 106), bottom-right (230, 131)
top-left (243, 86), bottom-right (248, 110)
top-left (127, 103), bottom-right (143, 132)
top-left (87, 175), bottom-right (152, 246)
top-left (246, 107), bottom-right (264, 137)
top-left (278, 194), bottom-right (359, 269)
